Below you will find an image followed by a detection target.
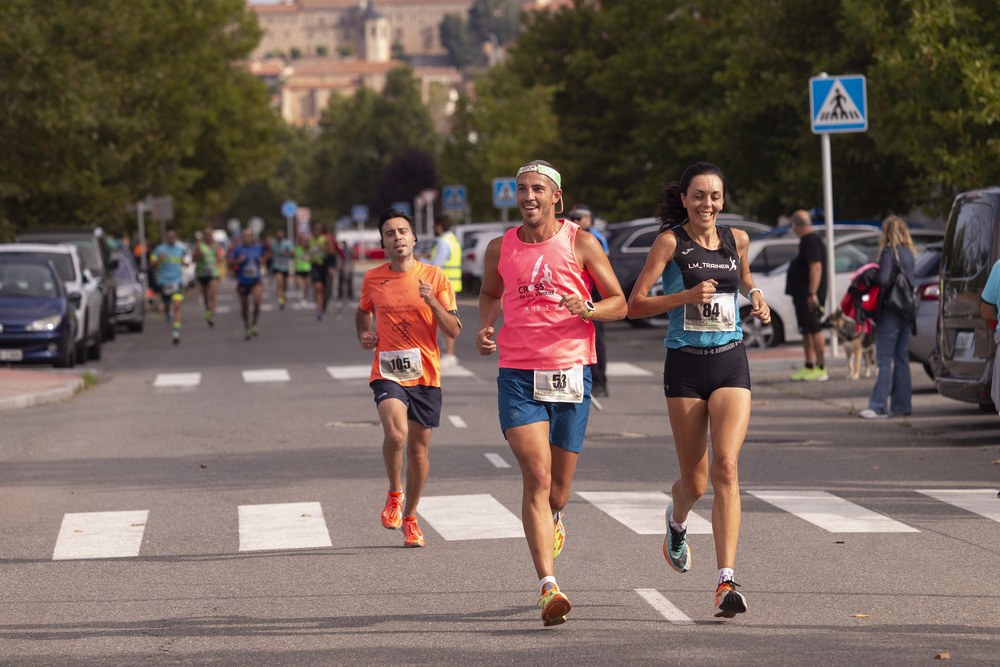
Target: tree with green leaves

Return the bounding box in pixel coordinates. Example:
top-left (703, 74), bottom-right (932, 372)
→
top-left (440, 13), bottom-right (480, 69)
top-left (307, 67), bottom-right (437, 223)
top-left (0, 0), bottom-right (279, 241)
top-left (469, 0), bottom-right (521, 46)
top-left (440, 66), bottom-right (558, 219)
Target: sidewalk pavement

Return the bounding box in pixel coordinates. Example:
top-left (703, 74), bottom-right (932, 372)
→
top-left (0, 368), bottom-right (84, 413)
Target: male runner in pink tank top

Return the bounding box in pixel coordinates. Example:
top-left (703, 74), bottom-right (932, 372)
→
top-left (477, 160), bottom-right (626, 626)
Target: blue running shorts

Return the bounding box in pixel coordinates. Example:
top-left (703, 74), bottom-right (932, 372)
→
top-left (497, 366), bottom-right (592, 454)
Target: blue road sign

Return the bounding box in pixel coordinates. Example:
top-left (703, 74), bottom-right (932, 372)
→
top-left (281, 200), bottom-right (298, 218)
top-left (810, 75), bottom-right (868, 134)
top-left (442, 185), bottom-right (467, 211)
top-left (351, 205), bottom-right (369, 224)
top-left (391, 201), bottom-right (412, 216)
top-left (493, 178), bottom-right (517, 208)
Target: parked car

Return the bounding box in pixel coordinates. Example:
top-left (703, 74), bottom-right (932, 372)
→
top-left (737, 229), bottom-right (944, 347)
top-left (460, 222), bottom-right (518, 294)
top-left (933, 186), bottom-right (1000, 408)
top-left (0, 243), bottom-right (103, 361)
top-left (909, 242), bottom-right (942, 378)
top-left (0, 257), bottom-right (79, 367)
top-left (111, 247), bottom-right (146, 332)
top-left (16, 229), bottom-right (118, 341)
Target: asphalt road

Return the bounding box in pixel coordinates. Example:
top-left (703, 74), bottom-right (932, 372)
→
top-left (2, 278), bottom-right (999, 666)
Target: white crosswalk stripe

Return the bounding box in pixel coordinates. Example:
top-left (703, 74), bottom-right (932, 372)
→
top-left (576, 491), bottom-right (713, 535)
top-left (635, 589), bottom-right (695, 625)
top-left (916, 489), bottom-right (1000, 522)
top-left (748, 489), bottom-right (919, 533)
top-left (238, 502), bottom-right (333, 552)
top-left (41, 489), bottom-right (997, 562)
top-left (242, 368), bottom-right (291, 383)
top-left (326, 365), bottom-right (370, 380)
top-left (484, 453), bottom-right (511, 469)
top-left (52, 510), bottom-right (149, 560)
top-left (606, 362), bottom-right (653, 377)
top-left (153, 372), bottom-right (201, 388)
top-left (416, 494), bottom-right (524, 540)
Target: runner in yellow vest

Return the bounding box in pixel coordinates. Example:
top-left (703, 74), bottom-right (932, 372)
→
top-left (429, 215), bottom-right (463, 366)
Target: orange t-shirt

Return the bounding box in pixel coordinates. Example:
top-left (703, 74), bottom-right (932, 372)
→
top-left (359, 261), bottom-right (457, 387)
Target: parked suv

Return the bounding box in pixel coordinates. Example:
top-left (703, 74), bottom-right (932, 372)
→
top-left (16, 229), bottom-right (118, 341)
top-left (933, 187), bottom-right (1000, 408)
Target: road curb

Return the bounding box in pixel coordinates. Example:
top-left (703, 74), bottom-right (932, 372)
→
top-left (0, 376), bottom-right (84, 413)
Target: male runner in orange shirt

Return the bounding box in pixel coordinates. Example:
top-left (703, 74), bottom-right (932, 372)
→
top-left (356, 208), bottom-right (461, 547)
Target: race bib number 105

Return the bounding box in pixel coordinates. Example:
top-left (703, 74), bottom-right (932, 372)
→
top-left (379, 348), bottom-right (423, 382)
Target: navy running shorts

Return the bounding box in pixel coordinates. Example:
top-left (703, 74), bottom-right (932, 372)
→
top-left (371, 380), bottom-right (442, 428)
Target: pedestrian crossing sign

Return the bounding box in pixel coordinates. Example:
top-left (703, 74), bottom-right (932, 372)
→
top-left (809, 75), bottom-right (868, 134)
top-left (442, 185), bottom-right (467, 211)
top-left (493, 178), bottom-right (517, 208)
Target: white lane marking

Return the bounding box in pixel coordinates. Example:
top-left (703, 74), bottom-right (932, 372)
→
top-left (417, 494), bottom-right (524, 540)
top-left (576, 491), bottom-right (713, 535)
top-left (242, 368), bottom-right (291, 383)
top-left (749, 490), bottom-right (919, 533)
top-left (441, 365), bottom-right (474, 377)
top-left (153, 372), bottom-right (201, 388)
top-left (326, 365), bottom-right (371, 380)
top-left (635, 589), bottom-right (695, 625)
top-left (260, 304), bottom-right (274, 312)
top-left (917, 489), bottom-right (1000, 523)
top-left (606, 362), bottom-right (653, 377)
top-left (216, 306), bottom-right (232, 314)
top-left (484, 453), bottom-right (511, 469)
top-left (448, 415), bottom-right (467, 428)
top-left (238, 502), bottom-right (333, 552)
top-left (52, 511), bottom-right (148, 560)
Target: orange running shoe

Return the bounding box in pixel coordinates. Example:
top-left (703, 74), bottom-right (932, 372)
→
top-left (402, 516), bottom-right (425, 547)
top-left (380, 490), bottom-right (403, 530)
top-left (714, 579), bottom-right (747, 618)
top-left (538, 582), bottom-right (571, 626)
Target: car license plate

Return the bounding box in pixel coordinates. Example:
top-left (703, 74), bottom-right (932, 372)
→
top-left (0, 349), bottom-right (24, 361)
top-left (954, 331), bottom-right (974, 359)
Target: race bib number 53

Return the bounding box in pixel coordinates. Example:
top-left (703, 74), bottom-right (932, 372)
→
top-left (533, 365), bottom-right (584, 403)
top-left (684, 292), bottom-right (736, 332)
top-left (379, 348), bottom-right (422, 382)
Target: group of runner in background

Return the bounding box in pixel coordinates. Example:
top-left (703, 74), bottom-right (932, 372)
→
top-left (145, 221), bottom-right (354, 344)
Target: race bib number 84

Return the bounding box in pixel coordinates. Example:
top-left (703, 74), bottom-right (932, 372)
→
top-left (683, 292), bottom-right (736, 332)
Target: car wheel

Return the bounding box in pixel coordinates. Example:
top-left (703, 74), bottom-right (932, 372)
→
top-left (128, 321), bottom-right (143, 333)
top-left (75, 327), bottom-right (87, 363)
top-left (740, 306), bottom-right (782, 347)
top-left (922, 361), bottom-right (935, 380)
top-left (104, 313), bottom-right (116, 341)
top-left (54, 340), bottom-right (74, 368)
top-left (88, 331), bottom-right (102, 360)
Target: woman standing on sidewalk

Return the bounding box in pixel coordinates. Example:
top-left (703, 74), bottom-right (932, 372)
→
top-left (627, 162), bottom-right (770, 618)
top-left (860, 215), bottom-right (916, 419)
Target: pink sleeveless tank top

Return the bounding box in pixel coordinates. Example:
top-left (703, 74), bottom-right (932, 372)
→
top-left (497, 221), bottom-right (596, 369)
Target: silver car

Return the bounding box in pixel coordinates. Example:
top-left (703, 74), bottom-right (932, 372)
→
top-left (112, 247), bottom-right (146, 332)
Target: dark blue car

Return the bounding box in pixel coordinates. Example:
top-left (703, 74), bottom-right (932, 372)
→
top-left (0, 257), bottom-right (79, 367)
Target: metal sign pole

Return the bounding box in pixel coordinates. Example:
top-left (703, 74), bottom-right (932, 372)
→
top-left (136, 200), bottom-right (148, 294)
top-left (821, 131), bottom-right (838, 358)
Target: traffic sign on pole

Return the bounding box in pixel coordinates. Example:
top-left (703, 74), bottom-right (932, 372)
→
top-left (442, 185), bottom-right (467, 211)
top-left (810, 74), bottom-right (867, 134)
top-left (281, 200), bottom-right (298, 218)
top-left (351, 205), bottom-right (369, 226)
top-left (493, 178), bottom-right (517, 208)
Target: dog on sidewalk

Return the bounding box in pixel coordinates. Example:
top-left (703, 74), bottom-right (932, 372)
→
top-left (823, 309), bottom-right (875, 380)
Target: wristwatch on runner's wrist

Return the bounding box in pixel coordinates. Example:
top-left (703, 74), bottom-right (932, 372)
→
top-left (584, 300), bottom-right (596, 320)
